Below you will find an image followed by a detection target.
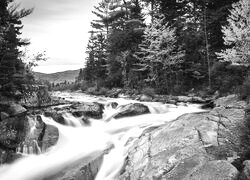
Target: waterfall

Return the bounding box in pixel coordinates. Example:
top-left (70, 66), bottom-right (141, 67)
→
top-left (0, 92), bottom-right (206, 180)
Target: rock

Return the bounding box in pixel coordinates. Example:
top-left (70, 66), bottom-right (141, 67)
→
top-left (214, 94), bottom-right (247, 109)
top-left (0, 112), bottom-right (9, 120)
top-left (47, 154), bottom-right (103, 180)
top-left (188, 160), bottom-right (239, 180)
top-left (114, 103), bottom-right (150, 119)
top-left (44, 110), bottom-right (66, 125)
top-left (140, 94), bottom-right (153, 102)
top-left (118, 96), bottom-right (246, 179)
top-left (40, 124), bottom-right (59, 152)
top-left (110, 102), bottom-right (118, 109)
top-left (0, 115), bottom-right (28, 150)
top-left (176, 96), bottom-right (193, 102)
top-left (107, 88), bottom-right (122, 98)
top-left (20, 84), bottom-right (52, 108)
top-left (0, 150), bottom-right (23, 164)
top-left (8, 103), bottom-right (27, 116)
top-left (192, 96), bottom-right (206, 103)
top-left (70, 102), bottom-right (104, 119)
top-left (201, 101), bottom-right (214, 109)
top-left (241, 160), bottom-right (250, 180)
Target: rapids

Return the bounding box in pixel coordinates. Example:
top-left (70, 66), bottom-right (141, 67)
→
top-left (0, 92), bottom-right (206, 180)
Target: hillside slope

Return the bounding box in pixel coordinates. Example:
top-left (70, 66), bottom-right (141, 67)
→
top-left (33, 69), bottom-right (80, 84)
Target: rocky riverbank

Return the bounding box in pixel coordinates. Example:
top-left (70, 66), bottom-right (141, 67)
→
top-left (45, 94), bottom-right (250, 180)
top-left (1, 89), bottom-right (250, 180)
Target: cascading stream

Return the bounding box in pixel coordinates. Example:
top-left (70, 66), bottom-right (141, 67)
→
top-left (0, 92), bottom-right (206, 180)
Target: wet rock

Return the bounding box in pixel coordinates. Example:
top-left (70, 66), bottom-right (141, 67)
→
top-left (106, 88), bottom-right (122, 98)
top-left (70, 102), bottom-right (104, 119)
top-left (140, 94), bottom-right (153, 102)
top-left (45, 152), bottom-right (104, 180)
top-left (188, 160), bottom-right (239, 180)
top-left (176, 96), bottom-right (193, 103)
top-left (241, 160), bottom-right (250, 180)
top-left (40, 124), bottom-right (59, 152)
top-left (8, 103), bottom-right (27, 116)
top-left (110, 102), bottom-right (118, 109)
top-left (192, 96), bottom-right (206, 103)
top-left (114, 103), bottom-right (150, 119)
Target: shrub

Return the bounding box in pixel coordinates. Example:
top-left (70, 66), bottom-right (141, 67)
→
top-left (141, 87), bottom-right (155, 98)
top-left (98, 87), bottom-right (109, 96)
top-left (80, 81), bottom-right (89, 92)
top-left (86, 86), bottom-right (97, 95)
top-left (70, 83), bottom-right (81, 91)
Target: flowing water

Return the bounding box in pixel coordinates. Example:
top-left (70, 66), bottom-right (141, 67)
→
top-left (0, 92), bottom-right (206, 180)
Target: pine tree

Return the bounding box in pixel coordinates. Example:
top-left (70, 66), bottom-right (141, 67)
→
top-left (217, 0), bottom-right (250, 65)
top-left (0, 1), bottom-right (33, 86)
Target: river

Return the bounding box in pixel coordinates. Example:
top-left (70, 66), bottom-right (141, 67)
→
top-left (0, 92), bottom-right (205, 180)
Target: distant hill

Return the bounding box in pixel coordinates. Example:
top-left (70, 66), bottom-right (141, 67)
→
top-left (33, 69), bottom-right (80, 84)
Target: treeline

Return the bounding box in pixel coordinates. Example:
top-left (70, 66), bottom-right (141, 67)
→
top-left (77, 0), bottom-right (250, 97)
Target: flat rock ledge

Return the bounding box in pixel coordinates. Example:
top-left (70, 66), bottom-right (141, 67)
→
top-left (117, 95), bottom-right (246, 180)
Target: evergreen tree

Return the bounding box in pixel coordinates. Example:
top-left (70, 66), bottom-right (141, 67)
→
top-left (0, 1), bottom-right (33, 86)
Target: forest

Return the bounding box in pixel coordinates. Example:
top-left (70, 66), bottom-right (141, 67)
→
top-left (77, 0), bottom-right (250, 98)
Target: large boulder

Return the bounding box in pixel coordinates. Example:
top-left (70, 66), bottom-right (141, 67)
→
top-left (46, 153), bottom-right (103, 180)
top-left (8, 103), bottom-right (27, 116)
top-left (114, 103), bottom-right (150, 119)
top-left (140, 94), bottom-right (153, 102)
top-left (70, 102), bottom-right (104, 119)
top-left (117, 95), bottom-right (246, 180)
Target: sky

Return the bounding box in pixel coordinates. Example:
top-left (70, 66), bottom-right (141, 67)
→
top-left (16, 0), bottom-right (101, 73)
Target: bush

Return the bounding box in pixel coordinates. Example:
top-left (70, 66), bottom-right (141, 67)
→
top-left (141, 87), bottom-right (155, 98)
top-left (86, 86), bottom-right (98, 95)
top-left (80, 81), bottom-right (89, 92)
top-left (98, 87), bottom-right (109, 96)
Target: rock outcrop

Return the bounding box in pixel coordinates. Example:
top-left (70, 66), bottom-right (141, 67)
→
top-left (0, 84), bottom-right (62, 164)
top-left (117, 95), bottom-right (246, 180)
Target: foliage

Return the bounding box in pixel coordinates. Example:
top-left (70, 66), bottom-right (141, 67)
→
top-left (77, 0), bottom-right (250, 97)
top-left (211, 61), bottom-right (248, 95)
top-left (0, 1), bottom-right (33, 77)
top-left (141, 87), bottom-right (155, 98)
top-left (239, 75), bottom-right (250, 100)
top-left (20, 49), bottom-right (48, 71)
top-left (217, 0), bottom-right (250, 65)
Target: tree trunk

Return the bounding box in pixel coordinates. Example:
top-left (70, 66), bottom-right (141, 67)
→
top-left (203, 0), bottom-right (211, 89)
